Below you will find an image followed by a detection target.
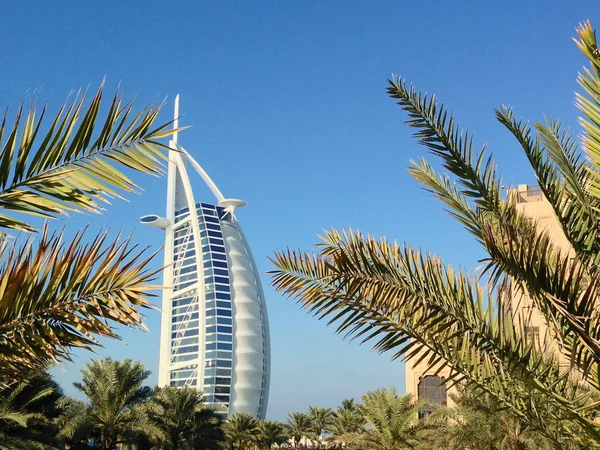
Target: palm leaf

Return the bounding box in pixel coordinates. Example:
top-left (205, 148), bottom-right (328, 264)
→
top-left (0, 225), bottom-right (160, 380)
top-left (0, 84), bottom-right (177, 232)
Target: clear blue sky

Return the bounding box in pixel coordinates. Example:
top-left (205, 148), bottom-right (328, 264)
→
top-left (2, 1), bottom-right (598, 420)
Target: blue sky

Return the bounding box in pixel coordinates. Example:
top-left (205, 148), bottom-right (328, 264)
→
top-left (2, 1), bottom-right (599, 420)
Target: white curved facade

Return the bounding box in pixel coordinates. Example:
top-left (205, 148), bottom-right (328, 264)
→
top-left (143, 97), bottom-right (270, 418)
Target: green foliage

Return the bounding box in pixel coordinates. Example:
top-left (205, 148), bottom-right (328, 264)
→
top-left (308, 406), bottom-right (334, 442)
top-left (224, 413), bottom-right (259, 450)
top-left (270, 17), bottom-right (600, 448)
top-left (286, 411), bottom-right (314, 448)
top-left (343, 389), bottom-right (425, 450)
top-left (0, 84), bottom-right (175, 383)
top-left (73, 358), bottom-right (151, 450)
top-left (0, 372), bottom-right (61, 449)
top-left (141, 386), bottom-right (224, 450)
top-left (416, 388), bottom-right (557, 450)
top-left (256, 420), bottom-right (288, 450)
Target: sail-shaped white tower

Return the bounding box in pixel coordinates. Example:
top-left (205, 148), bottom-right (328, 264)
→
top-left (142, 96), bottom-right (271, 419)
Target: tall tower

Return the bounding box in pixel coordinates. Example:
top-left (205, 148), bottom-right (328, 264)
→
top-left (142, 96), bottom-right (271, 419)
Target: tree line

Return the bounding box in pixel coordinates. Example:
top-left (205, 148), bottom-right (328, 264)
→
top-left (2, 356), bottom-right (586, 449)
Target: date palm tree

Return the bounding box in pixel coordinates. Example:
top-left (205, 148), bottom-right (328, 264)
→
top-left (256, 420), bottom-right (288, 450)
top-left (341, 389), bottom-right (424, 450)
top-left (329, 399), bottom-right (365, 447)
top-left (224, 413), bottom-right (258, 450)
top-left (0, 84), bottom-right (175, 383)
top-left (141, 386), bottom-right (224, 450)
top-left (0, 373), bottom-right (61, 449)
top-left (73, 358), bottom-right (152, 450)
top-left (417, 389), bottom-right (556, 450)
top-left (286, 412), bottom-right (313, 448)
top-left (270, 18), bottom-right (600, 449)
top-left (308, 406), bottom-right (333, 448)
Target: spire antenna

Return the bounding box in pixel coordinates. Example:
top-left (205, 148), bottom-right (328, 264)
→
top-left (173, 94), bottom-right (180, 147)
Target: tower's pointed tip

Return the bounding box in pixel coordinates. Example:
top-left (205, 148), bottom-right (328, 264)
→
top-left (173, 95), bottom-right (180, 146)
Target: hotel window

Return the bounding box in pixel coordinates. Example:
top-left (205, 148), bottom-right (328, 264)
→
top-left (418, 376), bottom-right (447, 418)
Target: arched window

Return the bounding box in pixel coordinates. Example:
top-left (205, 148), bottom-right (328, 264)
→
top-left (417, 375), bottom-right (447, 418)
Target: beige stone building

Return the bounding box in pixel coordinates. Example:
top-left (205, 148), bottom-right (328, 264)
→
top-left (405, 184), bottom-right (571, 413)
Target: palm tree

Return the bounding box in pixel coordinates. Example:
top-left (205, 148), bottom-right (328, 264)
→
top-left (342, 389), bottom-right (424, 450)
top-left (329, 400), bottom-right (365, 448)
top-left (55, 397), bottom-right (94, 449)
top-left (141, 386), bottom-right (223, 450)
top-left (0, 373), bottom-right (61, 449)
top-left (286, 412), bottom-right (313, 448)
top-left (417, 389), bottom-right (555, 450)
top-left (0, 85), bottom-right (174, 384)
top-left (308, 406), bottom-right (333, 448)
top-left (270, 20), bottom-right (600, 446)
top-left (224, 413), bottom-right (258, 450)
top-left (74, 358), bottom-right (151, 450)
top-left (256, 420), bottom-right (288, 450)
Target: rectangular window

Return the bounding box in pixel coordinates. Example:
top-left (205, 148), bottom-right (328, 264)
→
top-left (175, 346), bottom-right (198, 355)
top-left (215, 284), bottom-right (230, 293)
top-left (171, 312), bottom-right (199, 323)
top-left (215, 386), bottom-right (230, 394)
top-left (208, 230), bottom-right (222, 238)
top-left (204, 216), bottom-right (220, 224)
top-left (206, 223), bottom-right (221, 231)
top-left (212, 260), bottom-right (227, 268)
top-left (217, 351), bottom-right (232, 359)
top-left (211, 245), bottom-right (226, 254)
top-left (216, 368), bottom-right (231, 377)
top-left (172, 297), bottom-right (193, 308)
top-left (209, 238), bottom-right (225, 246)
top-left (217, 342), bottom-right (232, 351)
top-left (172, 354), bottom-right (197, 363)
top-left (216, 301), bottom-right (231, 309)
top-left (206, 317), bottom-right (217, 326)
top-left (171, 328), bottom-right (198, 339)
top-left (171, 369), bottom-right (194, 379)
top-left (213, 268), bottom-right (229, 277)
top-left (212, 253), bottom-right (227, 261)
top-left (217, 325), bottom-right (232, 334)
top-left (217, 334), bottom-right (232, 343)
top-left (216, 317), bottom-right (232, 325)
top-left (216, 292), bottom-right (230, 300)
top-left (171, 320), bottom-right (199, 332)
top-left (214, 276), bottom-right (229, 284)
top-left (216, 309), bottom-right (232, 318)
top-left (215, 377), bottom-right (231, 386)
top-left (178, 337), bottom-right (198, 347)
top-left (179, 265), bottom-right (197, 275)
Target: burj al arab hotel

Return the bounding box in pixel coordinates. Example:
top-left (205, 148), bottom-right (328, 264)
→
top-left (141, 97), bottom-right (271, 419)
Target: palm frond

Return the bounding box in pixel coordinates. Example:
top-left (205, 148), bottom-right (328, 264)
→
top-left (0, 84), bottom-right (177, 232)
top-left (270, 229), bottom-right (600, 439)
top-left (0, 226), bottom-right (160, 379)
